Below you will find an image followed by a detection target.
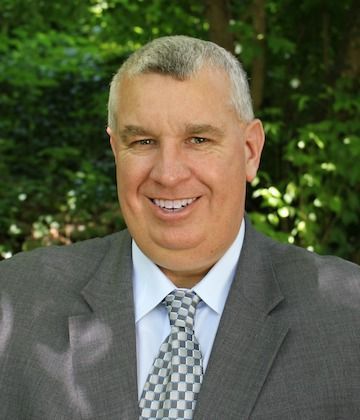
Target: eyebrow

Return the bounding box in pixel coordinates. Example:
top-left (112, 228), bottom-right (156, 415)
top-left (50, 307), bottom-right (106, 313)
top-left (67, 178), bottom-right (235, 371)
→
top-left (119, 125), bottom-right (153, 142)
top-left (118, 123), bottom-right (225, 141)
top-left (183, 123), bottom-right (225, 138)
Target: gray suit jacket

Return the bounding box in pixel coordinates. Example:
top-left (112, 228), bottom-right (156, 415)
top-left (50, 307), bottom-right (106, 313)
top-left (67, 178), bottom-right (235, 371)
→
top-left (1, 219), bottom-right (359, 419)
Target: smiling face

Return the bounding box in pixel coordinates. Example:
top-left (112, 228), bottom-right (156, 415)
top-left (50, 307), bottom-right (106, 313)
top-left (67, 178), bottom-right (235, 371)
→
top-left (109, 67), bottom-right (264, 287)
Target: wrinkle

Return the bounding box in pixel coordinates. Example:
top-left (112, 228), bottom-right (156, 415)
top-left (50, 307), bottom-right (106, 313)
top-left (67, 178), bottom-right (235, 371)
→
top-left (70, 319), bottom-right (112, 365)
top-left (36, 319), bottom-right (113, 418)
top-left (36, 344), bottom-right (93, 418)
top-left (0, 294), bottom-right (13, 356)
top-left (318, 262), bottom-right (360, 310)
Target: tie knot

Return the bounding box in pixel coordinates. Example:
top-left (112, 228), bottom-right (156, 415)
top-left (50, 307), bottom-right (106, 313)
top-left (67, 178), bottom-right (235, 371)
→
top-left (164, 290), bottom-right (201, 330)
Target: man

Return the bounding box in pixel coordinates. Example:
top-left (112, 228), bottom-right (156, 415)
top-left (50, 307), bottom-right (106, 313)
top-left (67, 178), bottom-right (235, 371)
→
top-left (0, 36), bottom-right (359, 419)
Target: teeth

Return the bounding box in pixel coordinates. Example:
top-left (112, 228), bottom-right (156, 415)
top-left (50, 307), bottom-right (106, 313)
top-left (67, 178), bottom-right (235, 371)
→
top-left (153, 198), bottom-right (196, 210)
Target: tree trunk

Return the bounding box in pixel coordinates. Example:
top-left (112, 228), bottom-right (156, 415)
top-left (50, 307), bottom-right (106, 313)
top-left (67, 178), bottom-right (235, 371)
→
top-left (250, 0), bottom-right (266, 112)
top-left (341, 8), bottom-right (360, 78)
top-left (203, 0), bottom-right (234, 53)
top-left (321, 11), bottom-right (331, 77)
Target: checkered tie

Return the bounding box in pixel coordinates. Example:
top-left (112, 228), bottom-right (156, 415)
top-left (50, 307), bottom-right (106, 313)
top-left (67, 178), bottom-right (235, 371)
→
top-left (139, 290), bottom-right (203, 419)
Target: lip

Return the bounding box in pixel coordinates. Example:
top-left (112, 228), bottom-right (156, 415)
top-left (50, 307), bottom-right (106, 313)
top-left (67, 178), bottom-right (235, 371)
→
top-left (152, 197), bottom-right (197, 210)
top-left (147, 196), bottom-right (200, 220)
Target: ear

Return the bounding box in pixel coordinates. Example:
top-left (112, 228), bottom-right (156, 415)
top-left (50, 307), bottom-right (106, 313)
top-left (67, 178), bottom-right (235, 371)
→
top-left (244, 119), bottom-right (265, 182)
top-left (106, 127), bottom-right (118, 163)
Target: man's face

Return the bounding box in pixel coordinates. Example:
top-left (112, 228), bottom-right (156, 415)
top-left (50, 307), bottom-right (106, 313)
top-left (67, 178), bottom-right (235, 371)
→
top-left (109, 67), bottom-right (264, 286)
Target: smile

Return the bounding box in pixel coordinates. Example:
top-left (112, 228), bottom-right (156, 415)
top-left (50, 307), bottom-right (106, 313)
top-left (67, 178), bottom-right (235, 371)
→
top-left (151, 197), bottom-right (197, 211)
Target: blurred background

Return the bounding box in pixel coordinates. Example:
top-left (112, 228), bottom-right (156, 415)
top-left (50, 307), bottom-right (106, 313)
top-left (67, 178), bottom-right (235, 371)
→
top-left (0, 0), bottom-right (359, 262)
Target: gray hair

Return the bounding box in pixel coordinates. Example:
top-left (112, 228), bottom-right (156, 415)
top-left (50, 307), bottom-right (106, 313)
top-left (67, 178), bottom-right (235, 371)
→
top-left (108, 35), bottom-right (254, 132)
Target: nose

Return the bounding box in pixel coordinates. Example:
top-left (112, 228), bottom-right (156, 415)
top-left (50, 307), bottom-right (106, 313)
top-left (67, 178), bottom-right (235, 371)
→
top-left (149, 141), bottom-right (192, 187)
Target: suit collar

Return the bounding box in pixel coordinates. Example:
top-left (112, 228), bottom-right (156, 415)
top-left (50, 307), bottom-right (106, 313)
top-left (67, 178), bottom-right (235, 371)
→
top-left (80, 230), bottom-right (133, 311)
top-left (195, 216), bottom-right (289, 419)
top-left (78, 216), bottom-right (281, 316)
top-left (237, 215), bottom-right (284, 315)
top-left (69, 230), bottom-right (140, 419)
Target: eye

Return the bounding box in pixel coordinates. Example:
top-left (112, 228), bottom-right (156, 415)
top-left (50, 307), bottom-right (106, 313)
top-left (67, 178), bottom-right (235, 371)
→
top-left (190, 137), bottom-right (208, 144)
top-left (134, 139), bottom-right (155, 146)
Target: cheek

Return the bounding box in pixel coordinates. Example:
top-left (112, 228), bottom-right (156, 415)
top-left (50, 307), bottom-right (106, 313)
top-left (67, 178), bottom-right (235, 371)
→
top-left (116, 157), bottom-right (151, 199)
top-left (217, 156), bottom-right (247, 200)
top-left (115, 160), bottom-right (135, 200)
top-left (211, 149), bottom-right (246, 184)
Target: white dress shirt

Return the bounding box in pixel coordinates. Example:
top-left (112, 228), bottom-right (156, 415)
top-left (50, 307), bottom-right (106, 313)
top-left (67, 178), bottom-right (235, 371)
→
top-left (132, 220), bottom-right (245, 398)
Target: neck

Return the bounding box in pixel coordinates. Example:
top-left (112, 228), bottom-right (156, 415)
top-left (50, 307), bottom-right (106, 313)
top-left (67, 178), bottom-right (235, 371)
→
top-left (160, 265), bottom-right (213, 288)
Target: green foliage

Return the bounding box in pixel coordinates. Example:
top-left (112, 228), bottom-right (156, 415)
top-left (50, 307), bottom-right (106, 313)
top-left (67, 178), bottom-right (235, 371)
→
top-left (0, 0), bottom-right (359, 262)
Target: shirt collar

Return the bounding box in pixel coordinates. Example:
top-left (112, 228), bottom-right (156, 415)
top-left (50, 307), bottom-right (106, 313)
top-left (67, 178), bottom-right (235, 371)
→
top-left (193, 221), bottom-right (245, 314)
top-left (132, 220), bottom-right (245, 322)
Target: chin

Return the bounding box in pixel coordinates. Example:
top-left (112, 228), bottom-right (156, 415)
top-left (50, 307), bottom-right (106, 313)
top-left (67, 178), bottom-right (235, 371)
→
top-left (151, 231), bottom-right (204, 252)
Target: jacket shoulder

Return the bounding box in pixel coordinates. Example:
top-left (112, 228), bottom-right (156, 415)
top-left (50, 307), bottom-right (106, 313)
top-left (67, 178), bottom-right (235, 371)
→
top-left (0, 229), bottom-right (131, 294)
top-left (261, 234), bottom-right (360, 316)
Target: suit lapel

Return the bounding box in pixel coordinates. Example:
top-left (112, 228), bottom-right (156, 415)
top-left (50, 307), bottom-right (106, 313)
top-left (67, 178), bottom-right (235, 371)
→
top-left (68, 231), bottom-right (139, 419)
top-left (195, 219), bottom-right (289, 419)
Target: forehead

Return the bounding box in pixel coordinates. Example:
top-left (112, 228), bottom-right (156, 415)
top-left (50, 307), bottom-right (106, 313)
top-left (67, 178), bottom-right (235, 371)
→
top-left (116, 68), bottom-right (237, 127)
